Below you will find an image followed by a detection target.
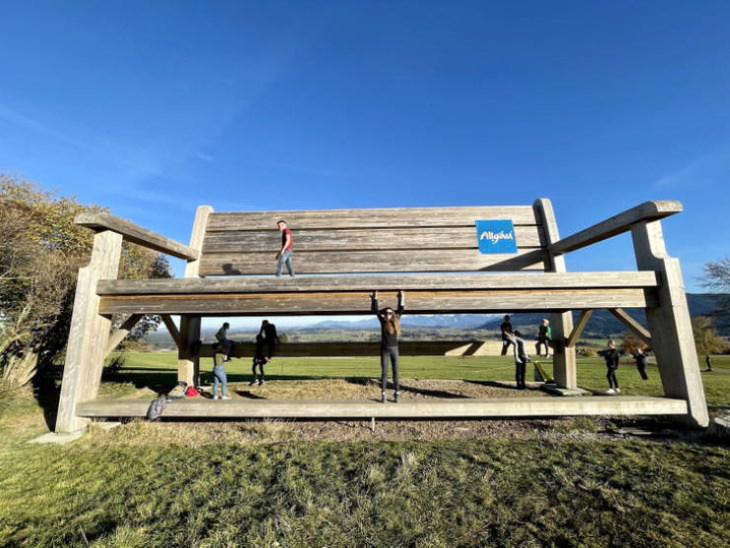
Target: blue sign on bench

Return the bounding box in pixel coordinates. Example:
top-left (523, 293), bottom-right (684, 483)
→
top-left (475, 220), bottom-right (518, 254)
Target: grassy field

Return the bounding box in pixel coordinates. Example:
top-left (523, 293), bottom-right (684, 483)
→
top-left (0, 354), bottom-right (728, 546)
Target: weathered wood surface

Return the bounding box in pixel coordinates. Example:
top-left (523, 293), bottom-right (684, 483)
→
top-left (76, 396), bottom-right (689, 419)
top-left (203, 226), bottom-right (545, 252)
top-left (55, 231), bottom-right (123, 433)
top-left (98, 271), bottom-right (658, 295)
top-left (199, 249), bottom-right (548, 276)
top-left (99, 288), bottom-right (656, 315)
top-left (75, 212), bottom-right (199, 260)
top-left (631, 219), bottom-right (709, 428)
top-left (206, 205), bottom-right (541, 230)
top-left (199, 205), bottom-right (546, 276)
top-left (536, 198), bottom-right (577, 389)
top-left (551, 200), bottom-right (682, 256)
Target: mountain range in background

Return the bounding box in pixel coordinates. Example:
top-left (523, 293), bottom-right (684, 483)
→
top-left (303, 293), bottom-right (728, 338)
top-left (144, 293), bottom-right (728, 348)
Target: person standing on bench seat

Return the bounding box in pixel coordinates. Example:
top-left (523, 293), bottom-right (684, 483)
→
top-left (602, 339), bottom-right (621, 394)
top-left (215, 322), bottom-right (234, 361)
top-left (371, 290), bottom-right (405, 403)
top-left (275, 219), bottom-right (295, 277)
top-left (500, 315), bottom-right (515, 356)
top-left (512, 330), bottom-right (531, 389)
top-left (212, 343), bottom-right (231, 400)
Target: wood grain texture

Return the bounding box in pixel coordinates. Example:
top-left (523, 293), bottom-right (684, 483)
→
top-left (202, 225), bottom-right (545, 253)
top-left (206, 205), bottom-right (540, 231)
top-left (98, 271), bottom-right (658, 295)
top-left (75, 212), bottom-right (199, 260)
top-left (98, 288), bottom-right (655, 315)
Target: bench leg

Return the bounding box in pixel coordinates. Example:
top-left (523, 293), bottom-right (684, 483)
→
top-left (551, 311), bottom-right (577, 389)
top-left (178, 315), bottom-right (201, 387)
top-left (56, 231), bottom-right (122, 433)
top-left (632, 221), bottom-right (709, 428)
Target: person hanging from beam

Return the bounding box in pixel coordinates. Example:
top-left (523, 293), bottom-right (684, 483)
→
top-left (371, 290), bottom-right (405, 403)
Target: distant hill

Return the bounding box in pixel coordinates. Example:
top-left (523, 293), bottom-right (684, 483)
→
top-left (296, 293), bottom-right (729, 338)
top-left (480, 293), bottom-right (729, 338)
top-left (309, 314), bottom-right (490, 330)
top-left (142, 293), bottom-right (728, 348)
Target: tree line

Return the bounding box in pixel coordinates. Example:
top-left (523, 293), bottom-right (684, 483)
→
top-left (0, 174), bottom-right (171, 389)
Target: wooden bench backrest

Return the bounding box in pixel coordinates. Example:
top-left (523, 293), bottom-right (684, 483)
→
top-left (197, 204), bottom-right (551, 277)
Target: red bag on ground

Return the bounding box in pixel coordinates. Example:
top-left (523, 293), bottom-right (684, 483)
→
top-left (185, 385), bottom-right (201, 397)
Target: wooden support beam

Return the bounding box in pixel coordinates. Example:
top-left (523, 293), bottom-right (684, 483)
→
top-left (536, 198), bottom-right (576, 389)
top-left (551, 201), bottom-right (682, 256)
top-left (608, 308), bottom-right (652, 345)
top-left (56, 231), bottom-right (122, 433)
top-left (105, 314), bottom-right (143, 357)
top-left (75, 212), bottom-right (199, 260)
top-left (160, 315), bottom-right (182, 349)
top-left (566, 310), bottom-right (593, 348)
top-left (632, 220), bottom-right (709, 427)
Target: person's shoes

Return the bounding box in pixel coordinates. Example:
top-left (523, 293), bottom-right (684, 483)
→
top-left (380, 392), bottom-right (386, 403)
top-left (606, 388), bottom-right (615, 395)
top-left (615, 388), bottom-right (621, 393)
top-left (221, 395), bottom-right (231, 400)
top-left (258, 380), bottom-right (266, 386)
top-left (394, 391), bottom-right (400, 403)
top-left (213, 395), bottom-right (219, 400)
top-left (248, 380), bottom-right (256, 386)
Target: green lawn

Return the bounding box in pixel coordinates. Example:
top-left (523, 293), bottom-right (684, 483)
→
top-left (114, 351), bottom-right (730, 409)
top-left (0, 354), bottom-right (728, 546)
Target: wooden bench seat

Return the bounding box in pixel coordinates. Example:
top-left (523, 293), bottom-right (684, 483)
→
top-left (96, 271), bottom-right (659, 315)
top-left (54, 198), bottom-right (710, 433)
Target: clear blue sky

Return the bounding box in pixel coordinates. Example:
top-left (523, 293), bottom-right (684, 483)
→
top-left (1, 1), bottom-right (728, 315)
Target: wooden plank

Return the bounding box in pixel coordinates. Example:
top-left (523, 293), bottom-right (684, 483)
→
top-left (98, 288), bottom-right (655, 316)
top-left (206, 205), bottom-right (540, 231)
top-left (202, 225), bottom-right (545, 253)
top-left (75, 212), bottom-right (199, 260)
top-left (76, 396), bottom-right (689, 419)
top-left (198, 248), bottom-right (547, 276)
top-left (551, 200), bottom-right (682, 256)
top-left (97, 271), bottom-right (659, 295)
top-left (196, 341), bottom-right (486, 357)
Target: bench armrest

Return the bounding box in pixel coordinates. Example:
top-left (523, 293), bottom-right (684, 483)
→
top-left (550, 200), bottom-right (682, 255)
top-left (75, 212), bottom-right (199, 261)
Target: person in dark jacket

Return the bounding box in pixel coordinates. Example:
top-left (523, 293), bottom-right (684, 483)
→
top-left (602, 339), bottom-right (621, 394)
top-left (371, 290), bottom-right (404, 403)
top-left (512, 330), bottom-right (531, 389)
top-left (500, 315), bottom-right (514, 356)
top-left (634, 346), bottom-right (649, 380)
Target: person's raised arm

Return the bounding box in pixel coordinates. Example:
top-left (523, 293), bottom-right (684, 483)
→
top-left (370, 291), bottom-right (379, 314)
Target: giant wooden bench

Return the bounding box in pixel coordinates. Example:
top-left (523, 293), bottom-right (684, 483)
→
top-left (55, 199), bottom-right (709, 432)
